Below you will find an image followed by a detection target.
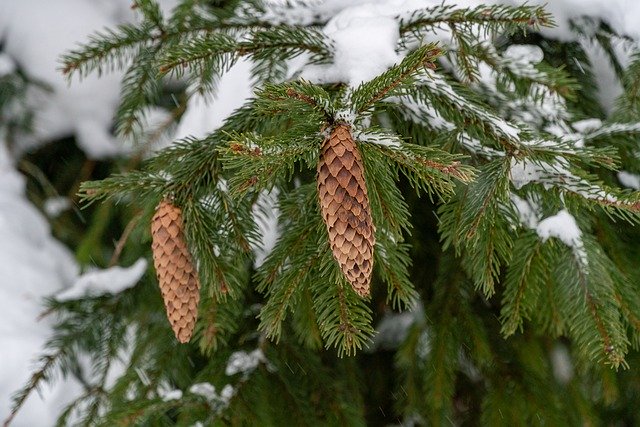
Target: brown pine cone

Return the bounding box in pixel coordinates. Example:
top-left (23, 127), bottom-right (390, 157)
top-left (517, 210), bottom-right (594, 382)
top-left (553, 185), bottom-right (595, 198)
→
top-left (151, 199), bottom-right (200, 343)
top-left (317, 124), bottom-right (375, 297)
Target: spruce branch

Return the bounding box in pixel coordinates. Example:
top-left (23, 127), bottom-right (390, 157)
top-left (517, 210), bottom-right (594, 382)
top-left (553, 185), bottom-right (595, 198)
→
top-left (258, 253), bottom-right (317, 341)
top-left (375, 237), bottom-right (418, 309)
top-left (350, 43), bottom-right (441, 114)
top-left (411, 70), bottom-right (526, 151)
top-left (195, 295), bottom-right (243, 355)
top-left (61, 24), bottom-right (158, 79)
top-left (399, 3), bottom-right (553, 38)
top-left (359, 143), bottom-right (417, 308)
top-left (362, 137), bottom-right (474, 198)
top-left (500, 232), bottom-right (545, 336)
top-left (616, 291), bottom-right (640, 348)
top-left (447, 23), bottom-right (480, 82)
top-left (256, 80), bottom-right (335, 119)
top-left (439, 159), bottom-right (512, 296)
top-left (4, 350), bottom-right (66, 427)
top-left (159, 26), bottom-right (329, 77)
top-left (256, 184), bottom-right (320, 341)
top-left (158, 32), bottom-right (238, 75)
top-left (474, 42), bottom-right (579, 100)
top-left (561, 245), bottom-right (629, 368)
top-left (312, 263), bottom-right (375, 357)
top-left (222, 130), bottom-right (319, 194)
top-left (115, 46), bottom-right (163, 136)
top-left (132, 0), bottom-right (166, 34)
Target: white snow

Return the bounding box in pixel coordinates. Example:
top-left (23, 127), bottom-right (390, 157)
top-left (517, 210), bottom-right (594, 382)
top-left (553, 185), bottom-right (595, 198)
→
top-left (225, 349), bottom-right (266, 376)
top-left (251, 189), bottom-right (280, 269)
top-left (503, 44), bottom-right (544, 65)
top-left (174, 58), bottom-right (255, 140)
top-left (55, 258), bottom-right (147, 302)
top-left (188, 381), bottom-right (234, 409)
top-left (510, 158), bottom-right (616, 203)
top-left (509, 158), bottom-right (545, 190)
top-left (618, 171), bottom-right (640, 190)
top-left (368, 302), bottom-right (424, 351)
top-left (301, 7), bottom-right (400, 85)
top-left (572, 118), bottom-right (603, 134)
top-left (0, 0), bottom-right (124, 159)
top-left (43, 197), bottom-right (72, 218)
top-left (0, 53), bottom-right (16, 77)
top-left (509, 193), bottom-right (540, 229)
top-left (389, 96), bottom-right (456, 131)
top-left (583, 122), bottom-right (640, 140)
top-left (536, 209), bottom-right (587, 266)
top-left (159, 387), bottom-right (183, 402)
top-left (297, 0), bottom-right (494, 86)
top-left (0, 139), bottom-right (82, 425)
top-left (0, 0), bottom-right (180, 159)
top-left (189, 383), bottom-right (217, 400)
top-left (219, 384), bottom-right (235, 404)
top-left (418, 69), bottom-right (522, 141)
top-left (550, 343), bottom-right (574, 384)
top-left (355, 130), bottom-right (403, 148)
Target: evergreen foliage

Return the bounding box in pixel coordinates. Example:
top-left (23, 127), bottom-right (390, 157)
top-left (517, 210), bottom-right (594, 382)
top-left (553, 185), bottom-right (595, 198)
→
top-left (5, 0), bottom-right (640, 425)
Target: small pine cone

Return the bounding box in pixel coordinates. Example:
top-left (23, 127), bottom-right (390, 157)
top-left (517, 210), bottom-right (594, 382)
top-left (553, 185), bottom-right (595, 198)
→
top-left (317, 124), bottom-right (375, 297)
top-left (151, 199), bottom-right (200, 343)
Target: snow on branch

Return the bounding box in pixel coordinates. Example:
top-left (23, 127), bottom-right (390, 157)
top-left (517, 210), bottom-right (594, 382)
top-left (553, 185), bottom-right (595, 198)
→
top-left (510, 158), bottom-right (613, 200)
top-left (417, 69), bottom-right (523, 144)
top-left (55, 259), bottom-right (147, 302)
top-left (399, 3), bottom-right (552, 37)
top-left (536, 209), bottom-right (588, 267)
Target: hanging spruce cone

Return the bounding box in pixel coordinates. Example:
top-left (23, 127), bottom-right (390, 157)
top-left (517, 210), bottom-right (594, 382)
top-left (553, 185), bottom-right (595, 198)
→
top-left (151, 199), bottom-right (200, 343)
top-left (317, 124), bottom-right (375, 297)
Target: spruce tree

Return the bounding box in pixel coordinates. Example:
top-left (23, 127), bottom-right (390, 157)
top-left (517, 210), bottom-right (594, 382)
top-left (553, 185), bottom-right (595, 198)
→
top-left (5, 0), bottom-right (640, 425)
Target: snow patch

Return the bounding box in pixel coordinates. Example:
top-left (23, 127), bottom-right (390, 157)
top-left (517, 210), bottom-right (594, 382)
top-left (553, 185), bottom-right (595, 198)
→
top-left (220, 384), bottom-right (235, 404)
top-left (510, 157), bottom-right (616, 203)
top-left (0, 138), bottom-right (82, 425)
top-left (551, 343), bottom-right (574, 384)
top-left (0, 0), bottom-right (125, 159)
top-left (503, 44), bottom-right (544, 64)
top-left (251, 189), bottom-right (280, 269)
top-left (159, 388), bottom-right (183, 402)
top-left (225, 349), bottom-right (266, 376)
top-left (509, 158), bottom-right (544, 190)
top-left (189, 383), bottom-right (216, 400)
top-left (188, 381), bottom-right (235, 409)
top-left (0, 53), bottom-right (16, 77)
top-left (174, 58), bottom-right (254, 140)
top-left (355, 130), bottom-right (402, 148)
top-left (618, 171), bottom-right (640, 190)
top-left (536, 209), bottom-right (587, 266)
top-left (44, 197), bottom-right (72, 218)
top-left (390, 96), bottom-right (456, 131)
top-left (55, 259), bottom-right (147, 302)
top-left (572, 118), bottom-right (602, 134)
top-left (418, 69), bottom-right (522, 141)
top-left (297, 0), bottom-right (495, 86)
top-left (369, 302), bottom-right (424, 351)
top-left (301, 6), bottom-right (399, 85)
top-left (509, 193), bottom-right (540, 229)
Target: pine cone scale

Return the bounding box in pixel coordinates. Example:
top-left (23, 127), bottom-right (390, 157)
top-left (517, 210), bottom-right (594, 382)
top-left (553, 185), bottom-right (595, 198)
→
top-left (151, 199), bottom-right (201, 343)
top-left (317, 124), bottom-right (375, 297)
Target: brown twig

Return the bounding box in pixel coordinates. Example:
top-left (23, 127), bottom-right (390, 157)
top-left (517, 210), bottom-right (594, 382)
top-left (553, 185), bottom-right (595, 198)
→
top-left (109, 212), bottom-right (143, 267)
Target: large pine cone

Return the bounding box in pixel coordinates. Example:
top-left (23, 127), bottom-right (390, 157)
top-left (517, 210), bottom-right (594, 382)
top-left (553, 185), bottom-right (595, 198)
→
top-left (151, 199), bottom-right (200, 343)
top-left (317, 124), bottom-right (375, 297)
